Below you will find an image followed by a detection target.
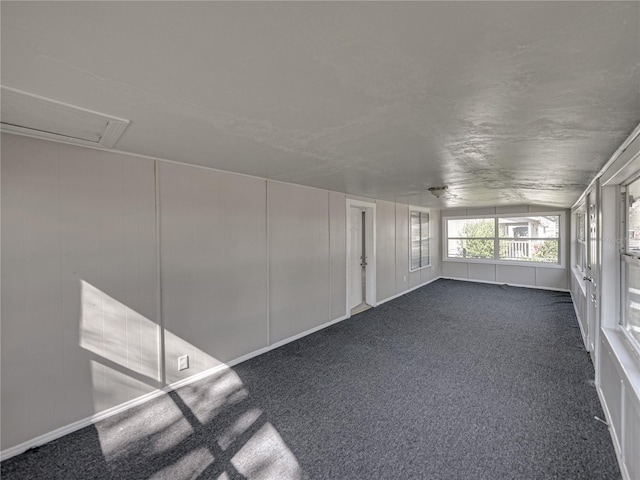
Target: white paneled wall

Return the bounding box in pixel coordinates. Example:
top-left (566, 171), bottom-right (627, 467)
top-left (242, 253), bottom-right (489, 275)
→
top-left (329, 192), bottom-right (347, 321)
top-left (395, 204), bottom-right (410, 293)
top-left (268, 182), bottom-right (330, 343)
top-left (1, 134), bottom-right (159, 449)
top-left (376, 200), bottom-right (397, 302)
top-left (468, 263), bottom-right (496, 282)
top-left (159, 162), bottom-right (269, 383)
top-left (496, 264), bottom-right (536, 285)
top-left (535, 267), bottom-right (568, 290)
top-left (374, 202), bottom-right (440, 303)
top-left (570, 275), bottom-right (588, 346)
top-left (579, 127), bottom-right (640, 480)
top-left (624, 387), bottom-right (640, 480)
top-left (600, 339), bottom-right (623, 447)
top-left (1, 133), bottom-right (441, 454)
top-left (599, 333), bottom-right (640, 480)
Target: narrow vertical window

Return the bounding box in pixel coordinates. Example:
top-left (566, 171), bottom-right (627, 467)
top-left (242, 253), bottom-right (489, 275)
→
top-left (622, 176), bottom-right (640, 350)
top-left (576, 209), bottom-right (586, 272)
top-left (410, 210), bottom-right (430, 270)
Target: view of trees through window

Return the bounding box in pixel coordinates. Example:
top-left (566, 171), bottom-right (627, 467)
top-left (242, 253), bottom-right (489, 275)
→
top-left (447, 215), bottom-right (560, 263)
top-left (456, 219), bottom-right (494, 259)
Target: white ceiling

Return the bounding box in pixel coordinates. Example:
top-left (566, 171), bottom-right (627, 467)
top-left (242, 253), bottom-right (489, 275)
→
top-left (1, 2), bottom-right (639, 208)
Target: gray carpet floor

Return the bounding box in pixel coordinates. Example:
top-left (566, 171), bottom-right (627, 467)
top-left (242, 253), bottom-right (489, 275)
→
top-left (1, 279), bottom-right (621, 479)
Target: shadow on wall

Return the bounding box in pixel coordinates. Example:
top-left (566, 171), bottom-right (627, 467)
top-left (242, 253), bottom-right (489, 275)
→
top-left (77, 280), bottom-right (304, 480)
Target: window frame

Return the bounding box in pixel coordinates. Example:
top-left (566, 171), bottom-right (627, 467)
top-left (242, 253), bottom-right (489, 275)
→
top-left (575, 205), bottom-right (587, 274)
top-left (620, 175), bottom-right (640, 354)
top-left (443, 211), bottom-right (565, 268)
top-left (409, 206), bottom-right (431, 272)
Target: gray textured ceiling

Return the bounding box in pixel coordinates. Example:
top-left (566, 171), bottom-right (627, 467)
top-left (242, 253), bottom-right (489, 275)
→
top-left (2, 2), bottom-right (639, 207)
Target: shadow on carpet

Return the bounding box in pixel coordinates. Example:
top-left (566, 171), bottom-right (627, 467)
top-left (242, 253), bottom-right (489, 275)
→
top-left (1, 279), bottom-right (621, 479)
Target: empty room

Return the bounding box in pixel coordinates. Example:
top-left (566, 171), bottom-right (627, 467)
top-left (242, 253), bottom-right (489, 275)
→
top-left (1, 2), bottom-right (639, 479)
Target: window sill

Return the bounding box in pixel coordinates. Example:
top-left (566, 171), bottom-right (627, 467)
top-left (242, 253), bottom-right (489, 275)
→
top-left (443, 258), bottom-right (565, 269)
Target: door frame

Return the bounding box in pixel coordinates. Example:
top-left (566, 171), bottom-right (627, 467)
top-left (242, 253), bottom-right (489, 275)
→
top-left (346, 199), bottom-right (377, 317)
top-left (586, 183), bottom-right (600, 363)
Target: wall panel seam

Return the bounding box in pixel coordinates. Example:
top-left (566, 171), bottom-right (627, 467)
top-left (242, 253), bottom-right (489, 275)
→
top-left (266, 180), bottom-right (271, 346)
top-left (154, 160), bottom-right (166, 386)
top-left (328, 192), bottom-right (331, 323)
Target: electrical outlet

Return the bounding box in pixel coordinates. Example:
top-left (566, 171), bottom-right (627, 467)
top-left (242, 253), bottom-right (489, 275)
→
top-left (178, 355), bottom-right (189, 371)
top-left (403, 275), bottom-right (407, 282)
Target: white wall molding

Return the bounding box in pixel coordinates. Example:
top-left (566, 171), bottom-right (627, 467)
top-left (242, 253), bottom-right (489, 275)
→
top-left (0, 130), bottom-right (380, 207)
top-left (573, 122), bottom-right (640, 208)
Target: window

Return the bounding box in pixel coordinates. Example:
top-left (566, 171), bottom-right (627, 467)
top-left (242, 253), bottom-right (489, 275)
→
top-left (499, 216), bottom-right (560, 263)
top-left (445, 213), bottom-right (562, 265)
top-left (410, 209), bottom-right (429, 270)
top-left (575, 208), bottom-right (586, 272)
top-left (621, 176), bottom-right (640, 349)
top-left (447, 218), bottom-right (495, 260)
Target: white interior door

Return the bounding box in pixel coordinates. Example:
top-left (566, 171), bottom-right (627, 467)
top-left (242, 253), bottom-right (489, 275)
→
top-left (586, 188), bottom-right (599, 356)
top-left (349, 207), bottom-right (363, 309)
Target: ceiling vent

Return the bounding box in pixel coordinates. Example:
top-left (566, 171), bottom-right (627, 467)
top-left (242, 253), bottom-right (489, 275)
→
top-left (0, 86), bottom-right (129, 148)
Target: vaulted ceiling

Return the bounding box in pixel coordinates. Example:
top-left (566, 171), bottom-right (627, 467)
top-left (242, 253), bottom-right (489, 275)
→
top-left (2, 2), bottom-right (639, 207)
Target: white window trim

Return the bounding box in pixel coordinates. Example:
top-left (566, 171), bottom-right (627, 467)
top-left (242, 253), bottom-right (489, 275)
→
top-left (620, 254), bottom-right (640, 355)
top-left (442, 210), bottom-right (566, 269)
top-left (571, 205), bottom-right (588, 294)
top-left (409, 206), bottom-right (431, 272)
top-left (345, 198), bottom-right (377, 312)
top-left (576, 209), bottom-right (587, 272)
top-left (620, 174), bottom-right (640, 356)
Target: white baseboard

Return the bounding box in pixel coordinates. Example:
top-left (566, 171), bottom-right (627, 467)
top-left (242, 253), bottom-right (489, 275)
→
top-left (0, 313), bottom-right (350, 461)
top-left (376, 276), bottom-right (441, 306)
top-left (440, 276), bottom-right (570, 293)
top-left (269, 314), bottom-right (349, 350)
top-left (0, 387), bottom-right (170, 461)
